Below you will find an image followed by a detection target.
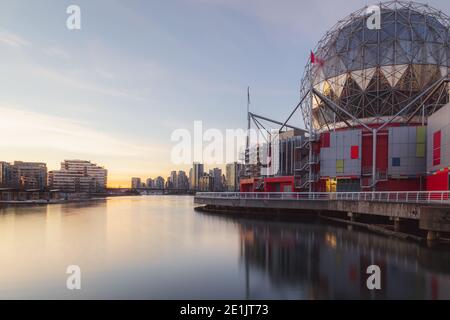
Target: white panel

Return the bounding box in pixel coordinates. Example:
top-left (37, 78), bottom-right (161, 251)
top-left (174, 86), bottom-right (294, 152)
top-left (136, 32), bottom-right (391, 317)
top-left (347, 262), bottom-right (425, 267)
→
top-left (380, 65), bottom-right (408, 87)
top-left (351, 67), bottom-right (376, 90)
top-left (329, 74), bottom-right (347, 97)
top-left (440, 66), bottom-right (448, 78)
top-left (314, 68), bottom-right (325, 85)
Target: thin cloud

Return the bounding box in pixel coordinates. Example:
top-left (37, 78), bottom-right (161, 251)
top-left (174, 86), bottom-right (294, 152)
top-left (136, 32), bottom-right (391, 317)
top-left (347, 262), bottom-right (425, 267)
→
top-left (0, 105), bottom-right (159, 157)
top-left (0, 31), bottom-right (30, 48)
top-left (29, 64), bottom-right (146, 101)
top-left (42, 47), bottom-right (71, 60)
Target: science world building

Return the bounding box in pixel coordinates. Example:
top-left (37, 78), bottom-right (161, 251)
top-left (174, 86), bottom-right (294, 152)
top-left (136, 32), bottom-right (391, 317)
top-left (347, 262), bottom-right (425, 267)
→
top-left (241, 1), bottom-right (450, 193)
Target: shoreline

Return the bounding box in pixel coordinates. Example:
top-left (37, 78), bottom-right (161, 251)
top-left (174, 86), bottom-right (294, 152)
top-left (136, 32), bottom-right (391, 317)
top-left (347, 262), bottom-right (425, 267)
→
top-left (0, 197), bottom-right (108, 207)
top-left (0, 193), bottom-right (194, 207)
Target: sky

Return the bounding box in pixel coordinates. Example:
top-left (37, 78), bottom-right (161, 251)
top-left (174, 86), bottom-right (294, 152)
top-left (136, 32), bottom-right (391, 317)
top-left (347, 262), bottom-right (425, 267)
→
top-left (1, 0), bottom-right (449, 187)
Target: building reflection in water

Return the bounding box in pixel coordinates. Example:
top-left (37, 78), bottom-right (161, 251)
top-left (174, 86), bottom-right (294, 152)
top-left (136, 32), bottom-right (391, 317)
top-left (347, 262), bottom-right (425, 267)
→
top-left (237, 219), bottom-right (450, 299)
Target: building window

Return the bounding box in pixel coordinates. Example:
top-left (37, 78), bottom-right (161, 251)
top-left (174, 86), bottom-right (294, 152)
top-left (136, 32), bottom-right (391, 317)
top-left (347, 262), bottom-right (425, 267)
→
top-left (392, 157), bottom-right (401, 167)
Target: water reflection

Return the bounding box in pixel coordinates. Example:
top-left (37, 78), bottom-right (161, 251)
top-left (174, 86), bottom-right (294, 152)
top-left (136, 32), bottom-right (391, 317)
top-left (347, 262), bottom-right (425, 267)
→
top-left (235, 218), bottom-right (450, 299)
top-left (0, 196), bottom-right (449, 299)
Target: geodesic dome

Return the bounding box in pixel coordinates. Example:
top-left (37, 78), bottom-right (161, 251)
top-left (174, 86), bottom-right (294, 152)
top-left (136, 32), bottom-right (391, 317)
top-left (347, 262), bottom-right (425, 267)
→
top-left (300, 1), bottom-right (450, 131)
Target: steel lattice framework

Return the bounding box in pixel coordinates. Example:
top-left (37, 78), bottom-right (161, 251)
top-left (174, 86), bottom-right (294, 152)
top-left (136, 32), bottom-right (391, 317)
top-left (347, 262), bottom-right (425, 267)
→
top-left (299, 1), bottom-right (450, 132)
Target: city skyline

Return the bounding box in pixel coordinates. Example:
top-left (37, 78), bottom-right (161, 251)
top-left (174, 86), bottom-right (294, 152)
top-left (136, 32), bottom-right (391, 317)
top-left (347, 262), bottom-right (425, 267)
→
top-left (1, 157), bottom-right (238, 189)
top-left (1, 0), bottom-right (449, 187)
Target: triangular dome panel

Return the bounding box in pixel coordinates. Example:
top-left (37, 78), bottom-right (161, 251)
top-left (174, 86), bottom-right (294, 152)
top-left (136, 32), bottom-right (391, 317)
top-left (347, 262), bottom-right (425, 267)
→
top-left (328, 73), bottom-right (347, 97)
top-left (380, 65), bottom-right (408, 87)
top-left (351, 67), bottom-right (376, 90)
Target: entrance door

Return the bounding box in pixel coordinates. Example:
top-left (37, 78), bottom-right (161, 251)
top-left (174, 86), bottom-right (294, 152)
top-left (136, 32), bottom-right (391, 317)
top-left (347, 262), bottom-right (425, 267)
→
top-left (326, 178), bottom-right (337, 192)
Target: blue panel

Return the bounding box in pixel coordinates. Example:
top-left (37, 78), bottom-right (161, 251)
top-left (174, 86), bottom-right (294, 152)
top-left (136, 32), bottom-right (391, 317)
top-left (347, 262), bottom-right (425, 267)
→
top-left (392, 157), bottom-right (401, 167)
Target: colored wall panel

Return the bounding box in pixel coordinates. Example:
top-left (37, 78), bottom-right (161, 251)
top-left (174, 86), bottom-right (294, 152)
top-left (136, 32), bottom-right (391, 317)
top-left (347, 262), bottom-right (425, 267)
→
top-left (426, 170), bottom-right (448, 191)
top-left (416, 126), bottom-right (426, 143)
top-left (392, 158), bottom-right (401, 166)
top-left (351, 146), bottom-right (359, 159)
top-left (416, 126), bottom-right (426, 158)
top-left (433, 131), bottom-right (441, 166)
top-left (320, 130), bottom-right (361, 177)
top-left (388, 126), bottom-right (426, 176)
top-left (336, 160), bottom-right (344, 173)
top-left (264, 176), bottom-right (295, 192)
top-left (377, 133), bottom-right (389, 172)
top-left (427, 103), bottom-right (450, 174)
top-left (321, 132), bottom-right (330, 148)
top-left (376, 178), bottom-right (421, 191)
top-left (416, 143), bottom-right (425, 157)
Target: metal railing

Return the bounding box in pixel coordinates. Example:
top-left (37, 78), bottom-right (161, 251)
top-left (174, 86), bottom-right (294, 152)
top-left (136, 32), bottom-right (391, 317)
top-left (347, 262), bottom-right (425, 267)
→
top-left (195, 191), bottom-right (450, 204)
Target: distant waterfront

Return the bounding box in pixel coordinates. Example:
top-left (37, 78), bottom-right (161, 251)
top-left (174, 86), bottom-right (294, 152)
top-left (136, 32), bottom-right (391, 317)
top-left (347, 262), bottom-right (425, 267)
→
top-left (0, 189), bottom-right (193, 206)
top-left (0, 195), bottom-right (449, 299)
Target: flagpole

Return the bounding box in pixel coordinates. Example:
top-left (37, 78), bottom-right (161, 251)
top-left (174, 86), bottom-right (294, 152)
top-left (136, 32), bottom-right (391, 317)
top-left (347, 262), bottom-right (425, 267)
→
top-left (245, 86), bottom-right (250, 175)
top-left (309, 52), bottom-right (314, 193)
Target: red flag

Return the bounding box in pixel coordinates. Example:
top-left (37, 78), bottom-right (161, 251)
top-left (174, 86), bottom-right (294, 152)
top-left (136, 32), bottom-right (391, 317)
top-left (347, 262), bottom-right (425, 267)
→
top-left (311, 51), bottom-right (325, 67)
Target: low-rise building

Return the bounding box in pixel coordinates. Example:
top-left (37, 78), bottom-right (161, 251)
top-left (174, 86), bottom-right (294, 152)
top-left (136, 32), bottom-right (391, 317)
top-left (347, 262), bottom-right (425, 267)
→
top-left (14, 161), bottom-right (48, 190)
top-left (48, 160), bottom-right (107, 193)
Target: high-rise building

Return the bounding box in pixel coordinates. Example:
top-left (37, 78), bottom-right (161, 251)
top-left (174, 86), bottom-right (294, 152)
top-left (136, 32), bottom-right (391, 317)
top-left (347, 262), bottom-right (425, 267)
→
top-left (169, 171), bottom-right (177, 189)
top-left (177, 171), bottom-right (189, 189)
top-left (189, 163), bottom-right (204, 190)
top-left (210, 168), bottom-right (223, 192)
top-left (199, 174), bottom-right (214, 192)
top-left (146, 178), bottom-right (154, 188)
top-left (155, 176), bottom-right (165, 189)
top-left (14, 161), bottom-right (47, 190)
top-left (48, 160), bottom-right (107, 193)
top-left (226, 162), bottom-right (244, 191)
top-left (131, 177), bottom-right (141, 189)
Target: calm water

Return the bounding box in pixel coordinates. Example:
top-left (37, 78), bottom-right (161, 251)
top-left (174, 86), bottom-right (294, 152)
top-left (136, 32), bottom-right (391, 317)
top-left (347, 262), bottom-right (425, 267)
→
top-left (0, 195), bottom-right (449, 299)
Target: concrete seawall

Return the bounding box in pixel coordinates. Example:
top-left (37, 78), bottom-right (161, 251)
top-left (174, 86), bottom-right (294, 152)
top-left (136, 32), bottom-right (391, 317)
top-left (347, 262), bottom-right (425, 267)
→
top-left (194, 196), bottom-right (450, 241)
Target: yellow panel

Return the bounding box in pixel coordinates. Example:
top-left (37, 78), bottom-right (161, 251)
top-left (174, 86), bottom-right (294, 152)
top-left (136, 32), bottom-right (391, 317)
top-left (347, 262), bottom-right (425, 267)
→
top-left (336, 160), bottom-right (344, 173)
top-left (416, 126), bottom-right (426, 144)
top-left (416, 143), bottom-right (425, 157)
